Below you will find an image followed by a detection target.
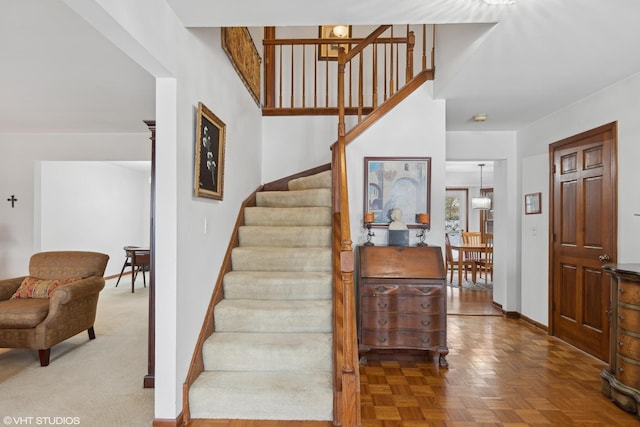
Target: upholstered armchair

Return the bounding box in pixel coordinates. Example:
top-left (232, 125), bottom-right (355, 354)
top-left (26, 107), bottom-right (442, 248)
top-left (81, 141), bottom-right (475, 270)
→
top-left (0, 251), bottom-right (109, 366)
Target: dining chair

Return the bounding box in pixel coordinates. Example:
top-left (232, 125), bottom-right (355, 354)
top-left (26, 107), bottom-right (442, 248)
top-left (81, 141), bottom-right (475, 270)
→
top-left (478, 233), bottom-right (494, 284)
top-left (461, 231), bottom-right (484, 266)
top-left (445, 234), bottom-right (474, 285)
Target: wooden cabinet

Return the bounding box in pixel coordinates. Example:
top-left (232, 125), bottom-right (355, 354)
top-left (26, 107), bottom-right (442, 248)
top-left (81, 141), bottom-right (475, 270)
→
top-left (357, 245), bottom-right (448, 367)
top-left (601, 264), bottom-right (640, 416)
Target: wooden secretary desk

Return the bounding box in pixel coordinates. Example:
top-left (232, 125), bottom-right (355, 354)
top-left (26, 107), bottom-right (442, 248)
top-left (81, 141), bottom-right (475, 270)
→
top-left (356, 245), bottom-right (449, 367)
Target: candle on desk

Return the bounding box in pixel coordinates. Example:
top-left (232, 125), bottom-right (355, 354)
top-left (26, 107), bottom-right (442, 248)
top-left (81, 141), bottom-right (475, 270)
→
top-left (364, 212), bottom-right (375, 224)
top-left (418, 213), bottom-right (430, 224)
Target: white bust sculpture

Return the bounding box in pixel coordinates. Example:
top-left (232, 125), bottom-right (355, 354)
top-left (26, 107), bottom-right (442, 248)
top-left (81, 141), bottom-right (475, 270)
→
top-left (388, 208), bottom-right (408, 230)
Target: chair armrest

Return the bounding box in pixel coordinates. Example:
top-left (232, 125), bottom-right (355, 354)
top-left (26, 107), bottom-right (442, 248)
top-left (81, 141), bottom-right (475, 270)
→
top-left (38, 277), bottom-right (105, 331)
top-left (0, 277), bottom-right (26, 301)
top-left (49, 276), bottom-right (105, 306)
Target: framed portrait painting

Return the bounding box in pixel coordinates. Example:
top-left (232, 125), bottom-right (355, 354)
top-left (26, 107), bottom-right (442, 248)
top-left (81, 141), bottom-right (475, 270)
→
top-left (364, 157), bottom-right (431, 228)
top-left (194, 102), bottom-right (226, 200)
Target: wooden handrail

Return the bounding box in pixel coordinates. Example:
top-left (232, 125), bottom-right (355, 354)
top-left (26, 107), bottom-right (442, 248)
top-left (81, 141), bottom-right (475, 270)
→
top-left (262, 36), bottom-right (409, 46)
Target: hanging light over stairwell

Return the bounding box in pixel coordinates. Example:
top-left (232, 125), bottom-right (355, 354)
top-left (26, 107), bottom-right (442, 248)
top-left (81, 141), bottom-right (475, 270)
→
top-left (471, 163), bottom-right (492, 210)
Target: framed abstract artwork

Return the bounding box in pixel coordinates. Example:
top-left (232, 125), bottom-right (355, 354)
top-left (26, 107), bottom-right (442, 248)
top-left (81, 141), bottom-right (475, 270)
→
top-left (364, 157), bottom-right (431, 228)
top-left (194, 102), bottom-right (226, 200)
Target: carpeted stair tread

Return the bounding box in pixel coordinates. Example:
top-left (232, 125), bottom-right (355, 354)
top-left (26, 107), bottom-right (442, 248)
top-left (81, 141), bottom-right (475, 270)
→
top-left (244, 207), bottom-right (331, 226)
top-left (238, 225), bottom-right (331, 248)
top-left (288, 170), bottom-right (332, 191)
top-left (190, 169), bottom-right (335, 421)
top-left (202, 332), bottom-right (332, 372)
top-left (231, 247), bottom-right (331, 272)
top-left (257, 188), bottom-right (331, 208)
top-left (214, 299), bottom-right (332, 332)
top-left (189, 370), bottom-right (333, 420)
top-left (223, 271), bottom-right (332, 300)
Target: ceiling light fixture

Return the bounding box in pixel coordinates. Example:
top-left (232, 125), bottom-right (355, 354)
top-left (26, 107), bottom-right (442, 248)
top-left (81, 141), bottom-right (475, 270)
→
top-left (332, 25), bottom-right (350, 38)
top-left (472, 113), bottom-right (488, 122)
top-left (471, 163), bottom-right (492, 210)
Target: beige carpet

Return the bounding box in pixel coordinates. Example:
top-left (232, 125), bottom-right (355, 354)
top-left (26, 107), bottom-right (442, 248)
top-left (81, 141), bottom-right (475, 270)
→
top-left (0, 276), bottom-right (154, 426)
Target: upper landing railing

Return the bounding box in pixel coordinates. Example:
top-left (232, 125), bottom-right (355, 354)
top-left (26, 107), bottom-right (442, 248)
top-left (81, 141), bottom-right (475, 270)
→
top-left (262, 25), bottom-right (435, 121)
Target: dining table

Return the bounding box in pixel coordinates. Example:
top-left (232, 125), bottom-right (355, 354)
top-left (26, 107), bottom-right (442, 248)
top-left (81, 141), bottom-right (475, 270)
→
top-left (449, 242), bottom-right (493, 286)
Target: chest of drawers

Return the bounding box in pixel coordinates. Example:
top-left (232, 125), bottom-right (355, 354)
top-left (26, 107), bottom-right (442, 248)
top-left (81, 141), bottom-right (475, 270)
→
top-left (357, 245), bottom-right (448, 367)
top-left (601, 264), bottom-right (640, 416)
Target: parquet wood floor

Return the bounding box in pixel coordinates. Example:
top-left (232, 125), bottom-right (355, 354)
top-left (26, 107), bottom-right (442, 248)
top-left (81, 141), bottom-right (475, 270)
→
top-left (188, 288), bottom-right (639, 426)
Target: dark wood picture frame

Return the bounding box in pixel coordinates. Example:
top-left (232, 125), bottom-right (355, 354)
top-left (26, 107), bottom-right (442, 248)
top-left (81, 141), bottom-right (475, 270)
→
top-left (364, 157), bottom-right (431, 229)
top-left (194, 102), bottom-right (226, 200)
top-left (318, 25), bottom-right (352, 60)
top-left (525, 192), bottom-right (542, 214)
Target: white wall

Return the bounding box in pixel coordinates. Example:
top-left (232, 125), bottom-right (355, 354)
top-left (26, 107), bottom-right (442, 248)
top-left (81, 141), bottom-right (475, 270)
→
top-left (347, 83), bottom-right (446, 248)
top-left (518, 70), bottom-right (640, 326)
top-left (39, 161), bottom-right (150, 277)
top-left (61, 0), bottom-right (264, 419)
top-left (446, 131), bottom-right (520, 312)
top-left (520, 154), bottom-right (548, 323)
top-left (262, 115), bottom-right (335, 182)
top-left (0, 133), bottom-right (150, 278)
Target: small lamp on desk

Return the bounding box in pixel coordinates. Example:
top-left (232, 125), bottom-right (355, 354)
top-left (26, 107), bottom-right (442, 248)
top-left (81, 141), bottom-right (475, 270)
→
top-left (416, 213), bottom-right (430, 246)
top-left (364, 212), bottom-right (375, 246)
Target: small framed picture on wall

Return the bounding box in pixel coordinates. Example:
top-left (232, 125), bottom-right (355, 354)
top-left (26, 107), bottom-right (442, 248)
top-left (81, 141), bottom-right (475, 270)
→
top-left (524, 192), bottom-right (542, 215)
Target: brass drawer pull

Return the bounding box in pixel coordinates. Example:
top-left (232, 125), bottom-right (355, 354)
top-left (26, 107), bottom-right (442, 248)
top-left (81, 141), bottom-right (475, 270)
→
top-left (421, 337), bottom-right (431, 344)
top-left (376, 286), bottom-right (391, 292)
top-left (421, 320), bottom-right (431, 326)
top-left (619, 341), bottom-right (624, 347)
top-left (619, 288), bottom-right (624, 293)
top-left (420, 303), bottom-right (431, 309)
top-left (378, 319), bottom-right (388, 325)
top-left (418, 287), bottom-right (434, 294)
top-left (619, 367), bottom-right (624, 373)
top-left (619, 315), bottom-right (625, 321)
top-left (378, 302), bottom-right (388, 308)
top-left (377, 336), bottom-right (388, 343)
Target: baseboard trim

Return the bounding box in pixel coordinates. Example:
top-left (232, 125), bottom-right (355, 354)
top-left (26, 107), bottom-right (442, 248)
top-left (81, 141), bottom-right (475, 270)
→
top-left (153, 412), bottom-right (184, 427)
top-left (491, 301), bottom-right (520, 319)
top-left (491, 301), bottom-right (548, 331)
top-left (519, 314), bottom-right (549, 333)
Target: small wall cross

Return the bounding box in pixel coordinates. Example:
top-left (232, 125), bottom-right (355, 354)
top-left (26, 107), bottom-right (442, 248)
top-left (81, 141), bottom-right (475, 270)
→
top-left (7, 195), bottom-right (18, 208)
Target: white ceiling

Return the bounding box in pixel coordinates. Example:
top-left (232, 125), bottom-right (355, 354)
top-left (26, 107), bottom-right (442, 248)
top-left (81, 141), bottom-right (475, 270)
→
top-left (2, 0), bottom-right (640, 134)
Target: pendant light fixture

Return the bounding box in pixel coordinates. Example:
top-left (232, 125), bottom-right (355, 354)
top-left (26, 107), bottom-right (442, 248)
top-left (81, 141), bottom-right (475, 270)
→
top-left (471, 163), bottom-right (492, 210)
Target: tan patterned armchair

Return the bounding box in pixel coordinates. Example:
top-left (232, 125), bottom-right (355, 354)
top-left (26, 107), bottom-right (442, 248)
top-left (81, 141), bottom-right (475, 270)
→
top-left (0, 251), bottom-right (109, 366)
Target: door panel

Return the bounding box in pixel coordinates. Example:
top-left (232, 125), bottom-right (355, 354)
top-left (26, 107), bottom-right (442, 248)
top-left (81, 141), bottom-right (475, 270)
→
top-left (550, 122), bottom-right (617, 362)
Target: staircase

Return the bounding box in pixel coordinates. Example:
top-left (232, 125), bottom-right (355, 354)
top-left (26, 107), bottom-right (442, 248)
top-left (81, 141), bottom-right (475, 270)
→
top-left (188, 170), bottom-right (334, 421)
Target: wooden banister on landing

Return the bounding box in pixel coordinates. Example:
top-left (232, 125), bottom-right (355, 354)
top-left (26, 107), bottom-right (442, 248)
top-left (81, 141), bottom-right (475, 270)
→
top-left (263, 24), bottom-right (434, 124)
